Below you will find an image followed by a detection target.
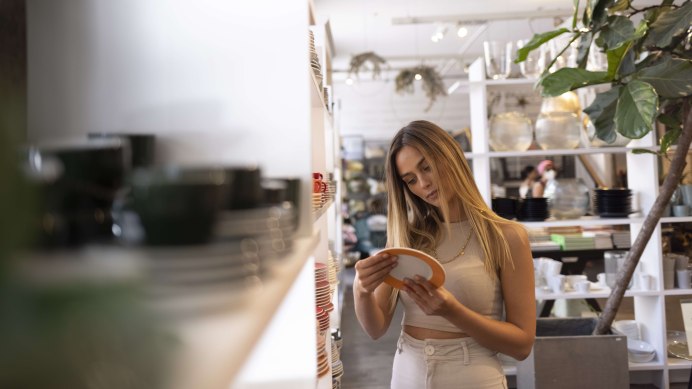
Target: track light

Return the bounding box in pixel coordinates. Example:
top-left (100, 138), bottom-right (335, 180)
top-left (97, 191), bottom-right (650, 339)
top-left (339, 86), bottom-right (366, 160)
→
top-left (430, 25), bottom-right (448, 43)
top-left (457, 26), bottom-right (468, 38)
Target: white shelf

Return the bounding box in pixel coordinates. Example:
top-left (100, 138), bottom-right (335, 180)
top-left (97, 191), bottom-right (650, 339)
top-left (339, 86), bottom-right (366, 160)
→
top-left (166, 233), bottom-right (319, 389)
top-left (663, 288), bottom-right (692, 296)
top-left (522, 216), bottom-right (641, 228)
top-left (660, 216), bottom-right (692, 224)
top-left (629, 360), bottom-right (664, 370)
top-left (667, 358), bottom-right (692, 369)
top-left (536, 288), bottom-right (660, 300)
top-left (313, 198), bottom-right (335, 222)
top-left (469, 146), bottom-right (658, 159)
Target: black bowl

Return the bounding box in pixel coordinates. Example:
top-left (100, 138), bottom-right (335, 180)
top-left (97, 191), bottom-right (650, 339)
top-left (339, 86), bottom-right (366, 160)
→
top-left (130, 167), bottom-right (230, 246)
top-left (89, 133), bottom-right (156, 168)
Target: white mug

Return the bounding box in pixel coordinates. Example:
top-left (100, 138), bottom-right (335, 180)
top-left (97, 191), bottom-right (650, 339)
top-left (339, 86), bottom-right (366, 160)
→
top-left (575, 280), bottom-right (591, 293)
top-left (638, 273), bottom-right (654, 291)
top-left (549, 275), bottom-right (566, 293)
top-left (597, 272), bottom-right (607, 287)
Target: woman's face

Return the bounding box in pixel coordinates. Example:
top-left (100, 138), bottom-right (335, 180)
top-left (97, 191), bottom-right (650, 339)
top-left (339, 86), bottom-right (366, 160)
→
top-left (395, 145), bottom-right (442, 207)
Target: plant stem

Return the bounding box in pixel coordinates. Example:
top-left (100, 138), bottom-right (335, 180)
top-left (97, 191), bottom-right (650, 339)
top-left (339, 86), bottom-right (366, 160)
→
top-left (543, 33), bottom-right (582, 76)
top-left (594, 101), bottom-right (692, 335)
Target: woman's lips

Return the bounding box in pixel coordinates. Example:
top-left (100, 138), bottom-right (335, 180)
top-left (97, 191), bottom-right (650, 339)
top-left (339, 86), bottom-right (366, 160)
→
top-left (427, 190), bottom-right (438, 201)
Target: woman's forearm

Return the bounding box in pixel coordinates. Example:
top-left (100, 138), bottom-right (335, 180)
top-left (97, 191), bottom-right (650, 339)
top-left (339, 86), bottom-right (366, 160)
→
top-left (353, 281), bottom-right (395, 340)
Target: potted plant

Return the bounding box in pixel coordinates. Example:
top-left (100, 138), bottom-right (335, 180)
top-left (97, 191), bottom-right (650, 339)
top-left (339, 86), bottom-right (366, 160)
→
top-left (516, 0), bottom-right (692, 335)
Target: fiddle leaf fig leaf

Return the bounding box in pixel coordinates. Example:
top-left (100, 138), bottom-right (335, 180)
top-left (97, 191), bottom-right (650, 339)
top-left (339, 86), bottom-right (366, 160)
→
top-left (584, 86), bottom-right (621, 143)
top-left (539, 68), bottom-right (610, 96)
top-left (576, 32), bottom-right (594, 69)
top-left (636, 58), bottom-right (692, 98)
top-left (615, 81), bottom-right (659, 139)
top-left (606, 42), bottom-right (633, 78)
top-left (659, 127), bottom-right (681, 154)
top-left (515, 28), bottom-right (570, 63)
top-left (608, 0), bottom-right (630, 14)
top-left (644, 1), bottom-right (692, 48)
top-left (599, 15), bottom-right (635, 49)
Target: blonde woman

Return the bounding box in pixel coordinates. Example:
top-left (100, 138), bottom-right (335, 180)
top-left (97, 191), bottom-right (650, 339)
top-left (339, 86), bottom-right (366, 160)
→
top-left (354, 120), bottom-right (535, 389)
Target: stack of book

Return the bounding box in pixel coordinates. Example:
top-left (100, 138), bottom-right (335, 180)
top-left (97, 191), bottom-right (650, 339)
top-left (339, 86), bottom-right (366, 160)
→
top-left (612, 230), bottom-right (632, 249)
top-left (550, 234), bottom-right (596, 251)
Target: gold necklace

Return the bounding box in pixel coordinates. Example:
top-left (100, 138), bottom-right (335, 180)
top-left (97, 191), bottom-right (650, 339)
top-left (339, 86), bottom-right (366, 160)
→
top-left (431, 227), bottom-right (474, 263)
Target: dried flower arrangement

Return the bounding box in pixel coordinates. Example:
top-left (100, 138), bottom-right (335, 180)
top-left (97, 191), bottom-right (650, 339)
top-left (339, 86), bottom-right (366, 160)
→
top-left (395, 65), bottom-right (447, 112)
top-left (348, 52), bottom-right (388, 79)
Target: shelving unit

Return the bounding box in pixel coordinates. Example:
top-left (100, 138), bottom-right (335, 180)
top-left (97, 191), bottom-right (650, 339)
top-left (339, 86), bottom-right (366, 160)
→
top-left (467, 56), bottom-right (686, 388)
top-left (25, 1), bottom-right (341, 388)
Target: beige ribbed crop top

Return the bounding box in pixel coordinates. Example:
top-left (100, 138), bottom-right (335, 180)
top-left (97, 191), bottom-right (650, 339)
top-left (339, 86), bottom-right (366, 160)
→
top-left (400, 221), bottom-right (504, 333)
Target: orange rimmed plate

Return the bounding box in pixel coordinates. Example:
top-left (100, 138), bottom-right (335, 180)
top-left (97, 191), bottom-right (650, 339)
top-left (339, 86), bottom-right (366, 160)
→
top-left (380, 247), bottom-right (446, 289)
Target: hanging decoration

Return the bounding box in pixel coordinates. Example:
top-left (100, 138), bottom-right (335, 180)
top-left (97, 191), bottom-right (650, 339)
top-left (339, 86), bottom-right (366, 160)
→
top-left (348, 52), bottom-right (388, 80)
top-left (395, 65), bottom-right (447, 112)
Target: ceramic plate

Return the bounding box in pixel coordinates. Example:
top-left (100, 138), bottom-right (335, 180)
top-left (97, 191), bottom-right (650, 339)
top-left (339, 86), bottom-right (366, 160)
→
top-left (379, 247), bottom-right (445, 289)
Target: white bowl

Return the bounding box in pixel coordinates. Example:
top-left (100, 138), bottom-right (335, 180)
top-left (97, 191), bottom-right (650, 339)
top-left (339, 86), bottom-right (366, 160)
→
top-left (627, 339), bottom-right (655, 354)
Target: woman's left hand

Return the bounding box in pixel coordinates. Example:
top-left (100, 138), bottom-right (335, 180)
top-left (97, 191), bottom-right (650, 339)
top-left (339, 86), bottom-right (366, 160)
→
top-left (402, 276), bottom-right (456, 316)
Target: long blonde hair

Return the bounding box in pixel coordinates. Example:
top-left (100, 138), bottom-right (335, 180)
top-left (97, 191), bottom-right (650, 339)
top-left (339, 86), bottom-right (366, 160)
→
top-left (385, 120), bottom-right (518, 276)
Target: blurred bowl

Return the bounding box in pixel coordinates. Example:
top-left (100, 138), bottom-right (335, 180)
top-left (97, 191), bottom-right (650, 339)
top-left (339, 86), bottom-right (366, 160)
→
top-left (89, 133), bottom-right (156, 168)
top-left (535, 112), bottom-right (582, 150)
top-left (130, 166), bottom-right (230, 246)
top-left (488, 112), bottom-right (533, 152)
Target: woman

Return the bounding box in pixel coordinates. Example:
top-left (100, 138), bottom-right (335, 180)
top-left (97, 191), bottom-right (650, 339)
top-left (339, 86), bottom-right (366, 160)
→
top-left (532, 159), bottom-right (555, 198)
top-left (519, 165), bottom-right (537, 198)
top-left (353, 121), bottom-right (535, 389)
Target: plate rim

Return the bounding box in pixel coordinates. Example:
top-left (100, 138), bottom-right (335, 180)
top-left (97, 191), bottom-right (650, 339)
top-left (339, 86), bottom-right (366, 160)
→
top-left (379, 247), bottom-right (446, 289)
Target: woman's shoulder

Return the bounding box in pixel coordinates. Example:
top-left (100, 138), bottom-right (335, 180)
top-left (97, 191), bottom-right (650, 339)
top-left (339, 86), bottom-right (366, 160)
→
top-left (496, 221), bottom-right (529, 246)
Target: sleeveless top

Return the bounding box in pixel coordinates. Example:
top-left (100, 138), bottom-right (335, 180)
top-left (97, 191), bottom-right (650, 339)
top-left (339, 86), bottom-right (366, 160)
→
top-left (400, 220), bottom-right (504, 333)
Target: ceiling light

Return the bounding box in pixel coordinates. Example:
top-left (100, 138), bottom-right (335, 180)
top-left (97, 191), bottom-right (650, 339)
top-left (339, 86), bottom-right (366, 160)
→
top-left (457, 26), bottom-right (468, 38)
top-left (414, 73), bottom-right (422, 81)
top-left (430, 25), bottom-right (448, 43)
top-left (345, 77), bottom-right (354, 86)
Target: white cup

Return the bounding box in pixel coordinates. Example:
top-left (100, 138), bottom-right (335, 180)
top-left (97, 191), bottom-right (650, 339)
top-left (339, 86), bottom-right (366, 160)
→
top-left (676, 270), bottom-right (690, 289)
top-left (546, 260), bottom-right (563, 277)
top-left (638, 273), bottom-right (654, 291)
top-left (575, 280), bottom-right (591, 293)
top-left (597, 272), bottom-right (607, 287)
top-left (549, 275), bottom-right (566, 293)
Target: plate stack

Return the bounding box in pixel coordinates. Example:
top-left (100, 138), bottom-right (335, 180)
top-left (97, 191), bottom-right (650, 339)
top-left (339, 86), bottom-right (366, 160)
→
top-left (593, 188), bottom-right (632, 218)
top-left (327, 250), bottom-right (340, 295)
top-left (317, 329), bottom-right (330, 378)
top-left (139, 243), bottom-right (263, 314)
top-left (627, 339), bottom-right (656, 363)
top-left (518, 198), bottom-right (549, 221)
top-left (612, 230), bottom-right (632, 248)
top-left (213, 202), bottom-right (298, 266)
top-left (491, 197), bottom-right (518, 220)
top-left (316, 306), bottom-right (330, 334)
top-left (315, 262), bottom-right (334, 318)
top-left (331, 329), bottom-right (344, 389)
top-left (309, 30), bottom-right (323, 87)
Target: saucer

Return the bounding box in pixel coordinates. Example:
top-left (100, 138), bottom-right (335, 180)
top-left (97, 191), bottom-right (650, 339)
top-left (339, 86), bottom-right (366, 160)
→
top-left (379, 247), bottom-right (445, 289)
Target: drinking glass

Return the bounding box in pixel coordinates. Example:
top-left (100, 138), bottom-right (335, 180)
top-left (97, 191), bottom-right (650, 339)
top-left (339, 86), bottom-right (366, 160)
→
top-left (516, 39), bottom-right (547, 78)
top-left (484, 41), bottom-right (512, 80)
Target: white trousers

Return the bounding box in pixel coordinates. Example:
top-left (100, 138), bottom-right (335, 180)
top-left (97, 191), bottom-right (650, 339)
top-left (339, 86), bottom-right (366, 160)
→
top-left (391, 331), bottom-right (507, 389)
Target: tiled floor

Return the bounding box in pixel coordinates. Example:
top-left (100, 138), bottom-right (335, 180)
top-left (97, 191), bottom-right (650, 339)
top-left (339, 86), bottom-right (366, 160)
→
top-left (338, 266), bottom-right (685, 389)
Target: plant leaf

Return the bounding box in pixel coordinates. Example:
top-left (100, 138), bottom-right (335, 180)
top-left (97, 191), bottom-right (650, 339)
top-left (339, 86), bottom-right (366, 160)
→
top-left (658, 112), bottom-right (682, 130)
top-left (632, 149), bottom-right (660, 155)
top-left (659, 127), bottom-right (681, 154)
top-left (584, 86), bottom-right (621, 143)
top-left (591, 0), bottom-right (615, 30)
top-left (636, 58), bottom-right (692, 98)
top-left (540, 68), bottom-right (610, 96)
top-left (583, 0), bottom-right (595, 27)
top-left (573, 0), bottom-right (580, 30)
top-left (576, 32), bottom-right (594, 69)
top-left (608, 0), bottom-right (630, 14)
top-left (606, 42), bottom-right (633, 78)
top-left (618, 49), bottom-right (636, 77)
top-left (514, 28), bottom-right (570, 63)
top-left (614, 80), bottom-right (659, 139)
top-left (599, 15), bottom-right (635, 49)
top-left (643, 1), bottom-right (692, 48)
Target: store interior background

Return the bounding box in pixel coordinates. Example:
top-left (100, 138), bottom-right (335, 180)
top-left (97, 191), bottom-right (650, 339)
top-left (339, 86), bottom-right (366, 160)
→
top-left (2, 0), bottom-right (691, 389)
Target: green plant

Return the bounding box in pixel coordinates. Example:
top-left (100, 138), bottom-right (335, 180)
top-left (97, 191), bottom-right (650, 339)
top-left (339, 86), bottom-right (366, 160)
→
top-left (348, 51), bottom-right (388, 80)
top-left (516, 0), bottom-right (692, 335)
top-left (395, 65), bottom-right (447, 112)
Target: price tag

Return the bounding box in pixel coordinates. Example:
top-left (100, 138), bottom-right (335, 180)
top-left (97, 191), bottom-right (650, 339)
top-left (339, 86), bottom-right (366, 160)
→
top-left (680, 299), bottom-right (692, 355)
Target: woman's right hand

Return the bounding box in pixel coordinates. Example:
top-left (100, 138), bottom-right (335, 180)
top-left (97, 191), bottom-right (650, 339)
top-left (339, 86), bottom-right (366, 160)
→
top-left (354, 252), bottom-right (398, 294)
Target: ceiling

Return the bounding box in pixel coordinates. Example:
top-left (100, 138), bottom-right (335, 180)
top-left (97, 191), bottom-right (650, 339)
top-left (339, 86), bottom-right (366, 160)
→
top-left (314, 0), bottom-right (576, 78)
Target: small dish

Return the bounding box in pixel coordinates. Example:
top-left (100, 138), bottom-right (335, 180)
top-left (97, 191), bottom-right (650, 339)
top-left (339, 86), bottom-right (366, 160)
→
top-left (379, 247), bottom-right (446, 289)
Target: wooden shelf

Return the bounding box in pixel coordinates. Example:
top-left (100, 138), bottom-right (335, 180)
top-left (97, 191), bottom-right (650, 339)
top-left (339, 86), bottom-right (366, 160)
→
top-left (166, 233), bottom-right (320, 389)
top-left (522, 216), bottom-right (641, 228)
